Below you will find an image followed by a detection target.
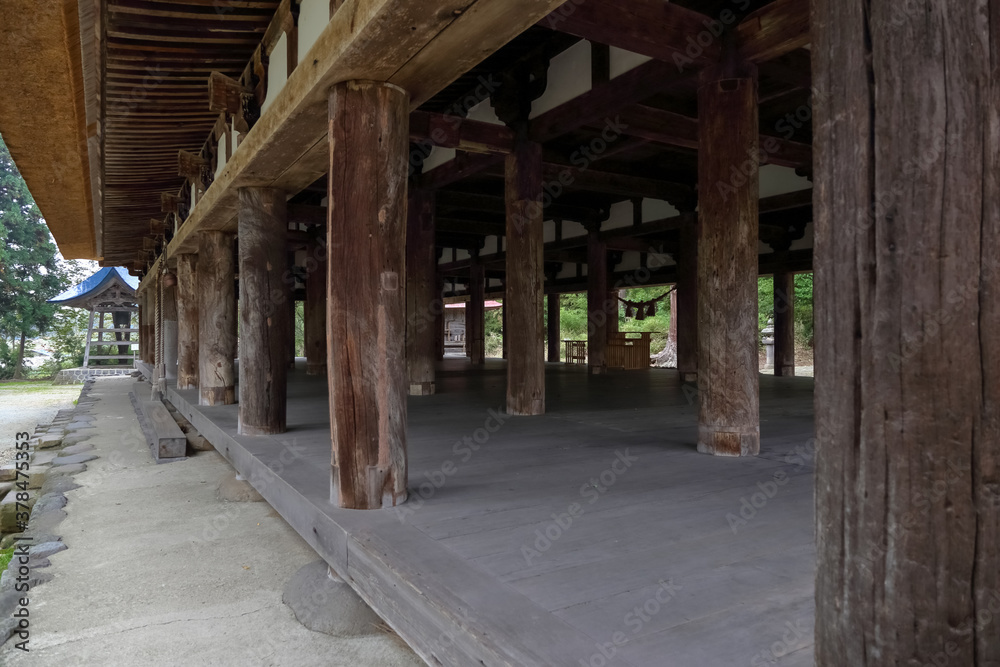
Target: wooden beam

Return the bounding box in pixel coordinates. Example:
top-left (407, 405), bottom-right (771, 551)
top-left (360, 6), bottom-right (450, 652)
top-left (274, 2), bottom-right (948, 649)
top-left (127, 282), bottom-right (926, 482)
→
top-left (237, 187), bottom-right (288, 435)
top-left (530, 59), bottom-right (693, 143)
top-left (540, 0), bottom-right (720, 69)
top-left (207, 71), bottom-right (251, 114)
top-left (327, 80), bottom-right (408, 510)
top-left (505, 138), bottom-right (545, 414)
top-left (736, 0), bottom-right (810, 64)
top-left (696, 60), bottom-right (760, 457)
top-left (410, 110), bottom-right (514, 155)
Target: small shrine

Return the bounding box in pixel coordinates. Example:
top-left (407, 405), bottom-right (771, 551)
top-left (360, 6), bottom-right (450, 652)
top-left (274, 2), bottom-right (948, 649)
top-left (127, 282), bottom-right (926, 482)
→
top-left (48, 267), bottom-right (139, 382)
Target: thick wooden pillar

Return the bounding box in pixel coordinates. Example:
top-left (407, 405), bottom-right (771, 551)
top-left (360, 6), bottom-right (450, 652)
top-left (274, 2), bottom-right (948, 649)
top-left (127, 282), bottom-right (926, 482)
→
top-left (237, 186), bottom-right (288, 435)
top-left (813, 3), bottom-right (999, 664)
top-left (696, 59), bottom-right (759, 457)
top-left (772, 270), bottom-right (795, 377)
top-left (406, 188), bottom-right (436, 395)
top-left (505, 137), bottom-right (545, 415)
top-left (676, 215), bottom-right (698, 382)
top-left (327, 80), bottom-right (407, 509)
top-left (176, 253), bottom-right (199, 390)
top-left (547, 293), bottom-right (560, 362)
top-left (198, 231), bottom-right (237, 406)
top-left (587, 228), bottom-right (609, 375)
top-left (161, 274), bottom-right (178, 381)
top-left (304, 241), bottom-right (327, 376)
top-left (138, 294), bottom-right (146, 362)
top-left (435, 275), bottom-right (445, 360)
top-left (467, 254), bottom-right (485, 364)
top-left (501, 299), bottom-right (508, 359)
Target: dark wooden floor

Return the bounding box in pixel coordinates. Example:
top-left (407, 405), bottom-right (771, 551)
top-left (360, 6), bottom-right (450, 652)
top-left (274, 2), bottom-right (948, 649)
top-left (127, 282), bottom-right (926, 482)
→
top-left (168, 359), bottom-right (816, 666)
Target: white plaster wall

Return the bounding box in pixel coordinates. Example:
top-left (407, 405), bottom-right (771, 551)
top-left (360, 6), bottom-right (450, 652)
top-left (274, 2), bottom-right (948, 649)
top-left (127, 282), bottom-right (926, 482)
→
top-left (556, 262), bottom-right (576, 280)
top-left (467, 99), bottom-right (504, 125)
top-left (456, 249), bottom-right (471, 261)
top-left (261, 32), bottom-right (289, 115)
top-left (617, 251), bottom-right (640, 271)
top-left (610, 47), bottom-right (652, 78)
top-left (438, 248), bottom-right (452, 265)
top-left (543, 219), bottom-right (556, 243)
top-left (759, 165), bottom-right (812, 198)
top-left (214, 135), bottom-right (226, 180)
top-left (643, 198), bottom-right (680, 221)
top-left (482, 236), bottom-right (498, 255)
top-left (489, 278), bottom-right (503, 289)
top-left (422, 146), bottom-right (456, 171)
top-left (298, 0), bottom-right (329, 64)
top-left (563, 220), bottom-right (587, 238)
top-left (530, 40), bottom-right (592, 118)
top-left (602, 200), bottom-right (633, 230)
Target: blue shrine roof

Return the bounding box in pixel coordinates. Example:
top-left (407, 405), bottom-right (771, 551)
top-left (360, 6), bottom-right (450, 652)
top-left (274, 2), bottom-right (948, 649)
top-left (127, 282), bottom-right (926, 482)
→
top-left (48, 267), bottom-right (139, 307)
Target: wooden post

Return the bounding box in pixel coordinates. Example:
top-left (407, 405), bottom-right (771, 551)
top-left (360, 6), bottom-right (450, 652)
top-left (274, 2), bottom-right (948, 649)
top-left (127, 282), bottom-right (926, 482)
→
top-left (161, 275), bottom-right (178, 381)
top-left (587, 228), bottom-right (609, 375)
top-left (467, 253), bottom-right (485, 364)
top-left (287, 251), bottom-right (297, 369)
top-left (814, 4), bottom-right (999, 664)
top-left (696, 58), bottom-right (759, 457)
top-left (304, 240), bottom-right (327, 376)
top-left (198, 231), bottom-right (237, 406)
top-left (435, 275), bottom-right (445, 360)
top-left (772, 270), bottom-right (794, 377)
top-left (176, 253), bottom-right (199, 390)
top-left (406, 188), bottom-right (437, 395)
top-left (547, 293), bottom-right (560, 362)
top-left (327, 80), bottom-right (408, 509)
top-left (505, 137), bottom-right (545, 415)
top-left (83, 309), bottom-right (95, 367)
top-left (676, 215), bottom-right (698, 382)
top-left (237, 187), bottom-right (288, 435)
top-left (607, 290), bottom-right (619, 334)
top-left (501, 298), bottom-right (508, 359)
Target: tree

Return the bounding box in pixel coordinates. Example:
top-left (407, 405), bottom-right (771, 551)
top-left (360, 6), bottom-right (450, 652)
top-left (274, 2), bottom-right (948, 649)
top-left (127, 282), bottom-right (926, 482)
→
top-left (0, 134), bottom-right (66, 379)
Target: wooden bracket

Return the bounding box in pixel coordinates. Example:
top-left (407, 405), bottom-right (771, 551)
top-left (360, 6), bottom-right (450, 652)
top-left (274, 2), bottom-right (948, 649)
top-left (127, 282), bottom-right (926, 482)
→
top-left (208, 71), bottom-right (251, 115)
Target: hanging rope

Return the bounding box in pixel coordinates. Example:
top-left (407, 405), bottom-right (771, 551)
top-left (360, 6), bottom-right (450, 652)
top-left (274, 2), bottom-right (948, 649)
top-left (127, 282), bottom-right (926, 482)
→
top-left (619, 286), bottom-right (675, 320)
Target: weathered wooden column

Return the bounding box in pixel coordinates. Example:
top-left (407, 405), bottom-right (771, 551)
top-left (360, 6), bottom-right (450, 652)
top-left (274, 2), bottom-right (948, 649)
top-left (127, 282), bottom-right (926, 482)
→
top-left (138, 292), bottom-right (147, 362)
top-left (176, 253), bottom-right (199, 390)
top-left (587, 227), bottom-right (609, 375)
top-left (772, 270), bottom-right (794, 377)
top-left (675, 214), bottom-right (698, 382)
top-left (505, 137), bottom-right (545, 414)
top-left (813, 3), bottom-right (999, 664)
top-left (327, 80), bottom-right (407, 509)
top-left (547, 293), bottom-right (560, 362)
top-left (198, 231), bottom-right (237, 406)
top-left (161, 272), bottom-right (178, 381)
top-left (304, 240), bottom-right (327, 376)
top-left (467, 253), bottom-right (485, 364)
top-left (435, 275), bottom-right (445, 360)
top-left (237, 187), bottom-right (288, 435)
top-left (501, 298), bottom-right (508, 359)
top-left (406, 188), bottom-right (437, 395)
top-left (696, 58), bottom-right (759, 456)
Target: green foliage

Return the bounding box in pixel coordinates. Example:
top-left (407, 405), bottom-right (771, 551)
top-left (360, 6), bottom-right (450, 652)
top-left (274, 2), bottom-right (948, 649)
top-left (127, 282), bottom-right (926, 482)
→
top-left (0, 546), bottom-right (13, 574)
top-left (0, 134), bottom-right (72, 378)
top-left (758, 274), bottom-right (814, 348)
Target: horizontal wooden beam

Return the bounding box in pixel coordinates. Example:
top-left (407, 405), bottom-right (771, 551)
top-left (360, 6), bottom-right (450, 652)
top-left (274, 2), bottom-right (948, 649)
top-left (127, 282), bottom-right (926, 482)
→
top-left (737, 0), bottom-right (811, 64)
top-left (540, 0), bottom-right (720, 68)
top-left (410, 111), bottom-right (513, 155)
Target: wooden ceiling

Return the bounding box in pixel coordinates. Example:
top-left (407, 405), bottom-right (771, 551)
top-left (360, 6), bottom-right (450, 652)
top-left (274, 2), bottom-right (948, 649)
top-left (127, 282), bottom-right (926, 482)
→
top-left (101, 0), bottom-right (279, 264)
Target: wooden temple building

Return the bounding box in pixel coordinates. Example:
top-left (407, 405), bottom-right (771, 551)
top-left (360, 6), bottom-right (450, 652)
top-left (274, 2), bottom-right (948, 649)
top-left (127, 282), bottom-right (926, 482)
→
top-left (0, 1), bottom-right (996, 664)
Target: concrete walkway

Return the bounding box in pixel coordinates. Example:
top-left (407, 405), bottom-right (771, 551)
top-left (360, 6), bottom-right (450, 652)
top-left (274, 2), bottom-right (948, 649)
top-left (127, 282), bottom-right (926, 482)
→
top-left (0, 376), bottom-right (423, 666)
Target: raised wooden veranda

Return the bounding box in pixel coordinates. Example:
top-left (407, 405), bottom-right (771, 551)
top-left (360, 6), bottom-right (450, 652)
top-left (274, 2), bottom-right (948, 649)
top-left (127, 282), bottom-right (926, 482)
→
top-left (2, 0), bottom-right (997, 665)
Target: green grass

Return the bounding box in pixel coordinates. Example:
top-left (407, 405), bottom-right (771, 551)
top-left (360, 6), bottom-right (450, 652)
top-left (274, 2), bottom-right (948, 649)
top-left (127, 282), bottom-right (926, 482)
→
top-left (0, 546), bottom-right (14, 574)
top-left (0, 381), bottom-right (60, 392)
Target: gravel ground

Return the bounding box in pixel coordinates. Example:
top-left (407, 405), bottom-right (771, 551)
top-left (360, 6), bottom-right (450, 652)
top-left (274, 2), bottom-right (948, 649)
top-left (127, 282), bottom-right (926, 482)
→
top-left (0, 381), bottom-right (83, 465)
